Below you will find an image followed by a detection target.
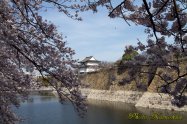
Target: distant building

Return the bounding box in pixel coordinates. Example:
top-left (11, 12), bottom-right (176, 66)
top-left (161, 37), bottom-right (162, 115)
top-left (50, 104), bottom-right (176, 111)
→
top-left (79, 56), bottom-right (100, 73)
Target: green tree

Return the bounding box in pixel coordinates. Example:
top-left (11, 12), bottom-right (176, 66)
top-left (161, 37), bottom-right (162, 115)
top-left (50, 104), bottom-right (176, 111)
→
top-left (122, 45), bottom-right (138, 61)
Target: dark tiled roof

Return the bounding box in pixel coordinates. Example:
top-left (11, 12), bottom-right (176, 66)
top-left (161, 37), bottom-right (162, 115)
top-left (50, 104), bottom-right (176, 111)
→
top-left (79, 56), bottom-right (100, 63)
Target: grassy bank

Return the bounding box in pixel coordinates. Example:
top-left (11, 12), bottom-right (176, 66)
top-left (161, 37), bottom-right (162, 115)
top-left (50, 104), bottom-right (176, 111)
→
top-left (79, 67), bottom-right (146, 91)
top-left (79, 61), bottom-right (187, 93)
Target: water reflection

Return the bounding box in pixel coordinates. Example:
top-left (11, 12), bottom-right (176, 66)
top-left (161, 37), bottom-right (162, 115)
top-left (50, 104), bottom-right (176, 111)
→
top-left (16, 95), bottom-right (187, 124)
top-left (87, 99), bottom-right (136, 111)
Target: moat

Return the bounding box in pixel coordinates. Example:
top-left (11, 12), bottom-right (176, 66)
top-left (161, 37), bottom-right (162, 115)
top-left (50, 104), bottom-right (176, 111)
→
top-left (15, 95), bottom-right (187, 124)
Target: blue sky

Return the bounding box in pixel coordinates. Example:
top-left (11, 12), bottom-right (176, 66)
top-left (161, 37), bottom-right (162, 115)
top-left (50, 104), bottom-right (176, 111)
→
top-left (42, 6), bottom-right (148, 62)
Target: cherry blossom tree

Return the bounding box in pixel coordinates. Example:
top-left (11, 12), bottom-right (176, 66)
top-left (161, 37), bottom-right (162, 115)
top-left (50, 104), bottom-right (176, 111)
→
top-left (87, 0), bottom-right (187, 107)
top-left (0, 0), bottom-right (90, 123)
top-left (1, 0), bottom-right (187, 123)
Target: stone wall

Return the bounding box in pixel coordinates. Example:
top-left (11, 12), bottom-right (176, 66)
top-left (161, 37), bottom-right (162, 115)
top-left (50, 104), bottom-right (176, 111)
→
top-left (80, 89), bottom-right (187, 112)
top-left (81, 88), bottom-right (143, 104)
top-left (135, 92), bottom-right (187, 111)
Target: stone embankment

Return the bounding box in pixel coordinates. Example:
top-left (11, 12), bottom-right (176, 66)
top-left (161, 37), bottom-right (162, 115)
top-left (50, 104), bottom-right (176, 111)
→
top-left (80, 88), bottom-right (187, 112)
top-left (135, 92), bottom-right (187, 111)
top-left (81, 88), bottom-right (143, 104)
top-left (50, 88), bottom-right (187, 111)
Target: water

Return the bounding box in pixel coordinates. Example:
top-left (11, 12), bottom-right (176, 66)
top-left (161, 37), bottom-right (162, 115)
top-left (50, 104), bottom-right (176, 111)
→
top-left (15, 95), bottom-right (187, 124)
